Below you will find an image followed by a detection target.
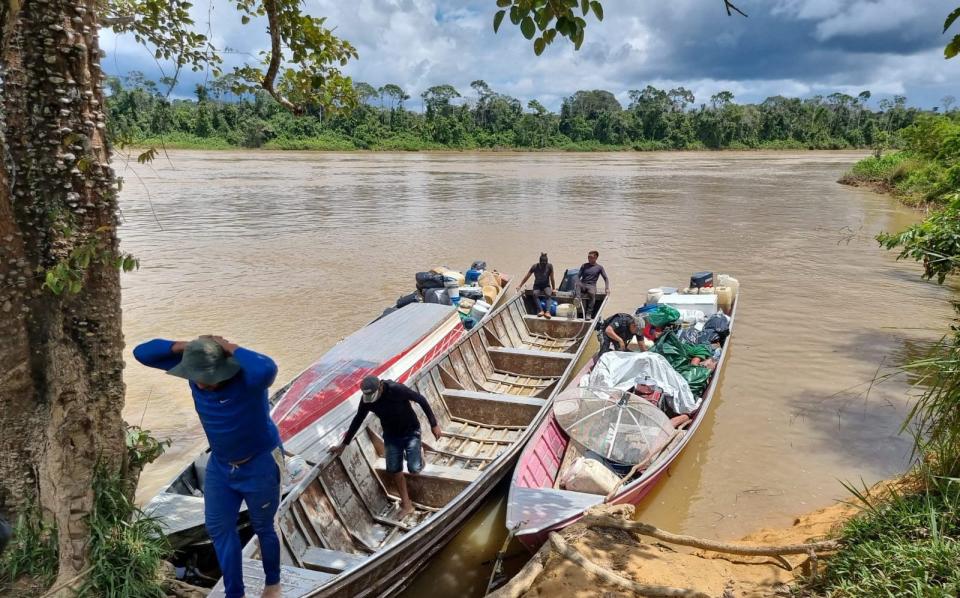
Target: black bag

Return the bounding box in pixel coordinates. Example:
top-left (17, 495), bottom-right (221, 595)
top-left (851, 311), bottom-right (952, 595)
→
top-left (415, 271), bottom-right (445, 290)
top-left (423, 288), bottom-right (452, 306)
top-left (396, 292), bottom-right (422, 309)
top-left (701, 312), bottom-right (730, 346)
top-left (471, 260), bottom-right (487, 271)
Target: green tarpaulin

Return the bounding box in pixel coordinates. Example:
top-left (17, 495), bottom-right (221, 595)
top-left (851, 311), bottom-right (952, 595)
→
top-left (651, 330), bottom-right (713, 396)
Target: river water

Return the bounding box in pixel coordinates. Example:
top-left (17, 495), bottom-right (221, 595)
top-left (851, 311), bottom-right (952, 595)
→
top-left (118, 150), bottom-right (955, 596)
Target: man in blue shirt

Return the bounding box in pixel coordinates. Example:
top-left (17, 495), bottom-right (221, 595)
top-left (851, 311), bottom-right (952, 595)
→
top-left (134, 336), bottom-right (281, 598)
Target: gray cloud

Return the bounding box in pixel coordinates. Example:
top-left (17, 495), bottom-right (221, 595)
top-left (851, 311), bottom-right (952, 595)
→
top-left (101, 0), bottom-right (960, 109)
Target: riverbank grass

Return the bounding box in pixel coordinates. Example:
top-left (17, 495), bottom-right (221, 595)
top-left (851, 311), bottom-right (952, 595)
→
top-left (839, 114), bottom-right (960, 207)
top-left (803, 479), bottom-right (960, 596)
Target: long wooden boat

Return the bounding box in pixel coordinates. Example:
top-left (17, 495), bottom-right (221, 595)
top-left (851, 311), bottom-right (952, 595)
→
top-left (145, 267), bottom-right (512, 559)
top-left (505, 279), bottom-right (739, 550)
top-left (207, 288), bottom-right (608, 597)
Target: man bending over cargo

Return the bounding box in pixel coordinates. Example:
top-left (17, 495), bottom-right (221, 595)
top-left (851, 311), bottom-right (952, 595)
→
top-left (134, 336), bottom-right (282, 598)
top-left (331, 376), bottom-right (443, 518)
top-left (599, 313), bottom-right (641, 356)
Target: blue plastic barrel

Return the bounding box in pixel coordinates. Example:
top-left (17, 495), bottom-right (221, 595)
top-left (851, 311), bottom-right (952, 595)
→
top-left (465, 268), bottom-right (481, 284)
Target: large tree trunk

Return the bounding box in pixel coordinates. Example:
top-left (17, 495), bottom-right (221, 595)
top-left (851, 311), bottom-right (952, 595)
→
top-left (0, 0), bottom-right (126, 592)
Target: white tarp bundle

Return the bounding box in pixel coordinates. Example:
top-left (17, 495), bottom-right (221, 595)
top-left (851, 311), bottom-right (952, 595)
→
top-left (580, 351), bottom-right (702, 415)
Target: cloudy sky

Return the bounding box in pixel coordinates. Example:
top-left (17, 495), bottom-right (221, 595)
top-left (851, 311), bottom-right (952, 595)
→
top-left (100, 0), bottom-right (960, 110)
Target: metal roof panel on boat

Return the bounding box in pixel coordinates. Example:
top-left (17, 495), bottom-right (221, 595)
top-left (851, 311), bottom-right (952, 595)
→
top-left (272, 303), bottom-right (456, 438)
top-left (507, 486), bottom-right (604, 536)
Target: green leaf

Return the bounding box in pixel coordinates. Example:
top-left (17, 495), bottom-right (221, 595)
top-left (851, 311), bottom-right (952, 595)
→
top-left (509, 5), bottom-right (520, 24)
top-left (947, 34), bottom-right (960, 59)
top-left (591, 1), bottom-right (603, 21)
top-left (493, 10), bottom-right (506, 33)
top-left (496, 0), bottom-right (512, 6)
top-left (534, 37), bottom-right (546, 56)
top-left (581, 0), bottom-right (589, 15)
top-left (241, 15), bottom-right (250, 24)
top-left (945, 7), bottom-right (960, 33)
top-left (521, 16), bottom-right (535, 39)
top-left (68, 279), bottom-right (82, 294)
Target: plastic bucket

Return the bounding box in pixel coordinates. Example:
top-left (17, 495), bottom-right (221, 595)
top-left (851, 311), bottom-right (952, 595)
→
top-left (444, 276), bottom-right (460, 299)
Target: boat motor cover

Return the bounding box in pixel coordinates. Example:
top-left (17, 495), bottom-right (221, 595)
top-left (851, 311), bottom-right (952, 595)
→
top-left (558, 268), bottom-right (580, 293)
top-left (689, 271), bottom-right (714, 289)
top-left (581, 351), bottom-right (701, 415)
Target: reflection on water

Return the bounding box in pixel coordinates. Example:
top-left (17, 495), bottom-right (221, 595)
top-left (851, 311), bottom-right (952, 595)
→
top-left (118, 150), bottom-right (956, 596)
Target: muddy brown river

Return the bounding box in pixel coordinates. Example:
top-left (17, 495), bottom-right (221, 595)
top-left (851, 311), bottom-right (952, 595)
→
top-left (118, 150), bottom-right (956, 596)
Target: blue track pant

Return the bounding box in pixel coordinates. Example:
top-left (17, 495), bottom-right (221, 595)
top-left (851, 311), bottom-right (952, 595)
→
top-left (204, 449), bottom-right (282, 598)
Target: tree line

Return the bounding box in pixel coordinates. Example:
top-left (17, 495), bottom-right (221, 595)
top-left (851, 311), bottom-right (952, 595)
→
top-left (107, 73), bottom-right (934, 151)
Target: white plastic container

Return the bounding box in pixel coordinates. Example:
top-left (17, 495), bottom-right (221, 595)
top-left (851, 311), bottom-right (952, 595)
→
top-left (470, 300), bottom-right (492, 322)
top-left (444, 276), bottom-right (460, 300)
top-left (560, 457), bottom-right (620, 495)
top-left (715, 286), bottom-right (734, 313)
top-left (556, 303), bottom-right (577, 319)
top-left (646, 288), bottom-right (663, 305)
top-left (678, 309), bottom-right (706, 326)
top-left (718, 274), bottom-right (739, 297)
top-left (659, 293), bottom-right (718, 316)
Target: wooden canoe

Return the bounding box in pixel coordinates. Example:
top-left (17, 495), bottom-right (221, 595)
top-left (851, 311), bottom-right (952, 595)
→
top-left (144, 268), bottom-right (512, 555)
top-left (506, 281), bottom-right (739, 550)
top-left (208, 288), bottom-right (608, 597)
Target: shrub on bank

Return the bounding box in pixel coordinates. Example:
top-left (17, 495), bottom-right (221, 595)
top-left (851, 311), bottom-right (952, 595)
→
top-left (804, 480), bottom-right (960, 597)
top-left (263, 133), bottom-right (358, 151)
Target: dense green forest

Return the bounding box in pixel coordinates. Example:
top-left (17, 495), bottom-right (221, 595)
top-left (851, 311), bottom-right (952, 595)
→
top-left (106, 73), bottom-right (933, 151)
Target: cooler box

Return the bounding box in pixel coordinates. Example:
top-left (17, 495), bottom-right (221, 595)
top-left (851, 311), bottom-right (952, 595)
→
top-left (658, 293), bottom-right (718, 316)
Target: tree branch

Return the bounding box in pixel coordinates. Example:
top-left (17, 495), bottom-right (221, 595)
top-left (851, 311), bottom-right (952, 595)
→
top-left (579, 514), bottom-right (841, 556)
top-left (261, 0), bottom-right (296, 113)
top-left (724, 0), bottom-right (748, 17)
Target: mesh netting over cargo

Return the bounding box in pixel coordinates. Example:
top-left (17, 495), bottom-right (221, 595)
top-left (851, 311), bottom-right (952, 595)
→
top-left (554, 386), bottom-right (674, 465)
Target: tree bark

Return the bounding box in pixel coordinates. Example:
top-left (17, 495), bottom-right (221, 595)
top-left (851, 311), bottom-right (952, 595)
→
top-left (0, 0), bottom-right (126, 592)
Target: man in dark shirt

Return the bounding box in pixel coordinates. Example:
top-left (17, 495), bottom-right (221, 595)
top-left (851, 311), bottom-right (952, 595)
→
top-left (599, 313), bottom-right (640, 356)
top-left (330, 376), bottom-right (442, 518)
top-left (517, 252), bottom-right (557, 318)
top-left (577, 250), bottom-right (610, 319)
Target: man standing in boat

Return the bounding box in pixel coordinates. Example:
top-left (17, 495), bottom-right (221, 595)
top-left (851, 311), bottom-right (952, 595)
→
top-left (517, 252), bottom-right (557, 318)
top-left (133, 336), bottom-right (282, 598)
top-left (330, 376), bottom-right (442, 518)
top-left (576, 250), bottom-right (610, 319)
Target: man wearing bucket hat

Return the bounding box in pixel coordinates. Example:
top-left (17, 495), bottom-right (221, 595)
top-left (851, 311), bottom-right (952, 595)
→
top-left (133, 336), bottom-right (282, 598)
top-left (330, 376), bottom-right (442, 518)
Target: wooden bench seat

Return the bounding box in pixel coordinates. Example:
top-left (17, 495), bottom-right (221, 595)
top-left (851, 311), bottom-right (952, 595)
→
top-left (374, 459), bottom-right (481, 508)
top-left (442, 389), bottom-right (545, 427)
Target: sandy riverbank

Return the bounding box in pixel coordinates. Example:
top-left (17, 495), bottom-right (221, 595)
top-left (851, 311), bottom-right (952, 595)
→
top-left (517, 492), bottom-right (875, 597)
